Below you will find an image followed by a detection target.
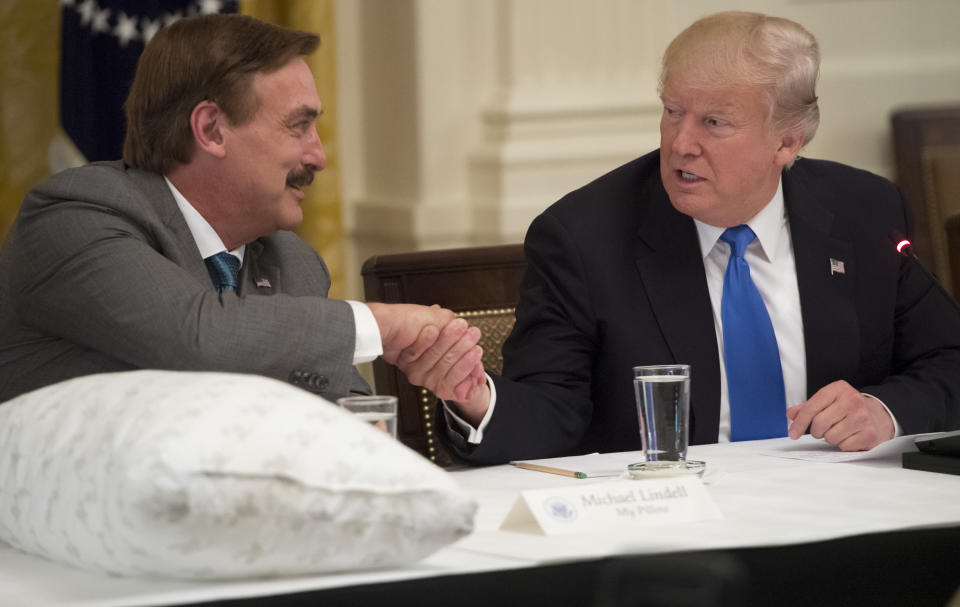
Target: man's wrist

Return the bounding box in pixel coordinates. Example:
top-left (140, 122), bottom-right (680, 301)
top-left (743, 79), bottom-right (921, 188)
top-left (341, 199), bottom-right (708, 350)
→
top-left (454, 383), bottom-right (491, 427)
top-left (363, 302), bottom-right (390, 338)
top-left (442, 375), bottom-right (496, 444)
top-left (862, 392), bottom-right (901, 439)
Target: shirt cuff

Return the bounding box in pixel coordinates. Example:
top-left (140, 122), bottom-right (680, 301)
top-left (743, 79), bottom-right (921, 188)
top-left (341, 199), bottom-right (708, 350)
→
top-left (442, 373), bottom-right (497, 444)
top-left (347, 300), bottom-right (383, 364)
top-left (862, 392), bottom-right (903, 438)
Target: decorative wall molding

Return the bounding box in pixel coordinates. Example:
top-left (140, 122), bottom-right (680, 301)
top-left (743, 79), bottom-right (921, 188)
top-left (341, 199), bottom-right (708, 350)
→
top-left (337, 0), bottom-right (960, 300)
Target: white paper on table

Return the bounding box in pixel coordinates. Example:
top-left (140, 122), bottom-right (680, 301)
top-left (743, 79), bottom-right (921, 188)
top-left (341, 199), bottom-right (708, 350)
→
top-left (758, 432), bottom-right (942, 463)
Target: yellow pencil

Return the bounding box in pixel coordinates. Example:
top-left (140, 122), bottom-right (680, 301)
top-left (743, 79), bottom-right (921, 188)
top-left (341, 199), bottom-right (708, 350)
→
top-left (511, 462), bottom-right (587, 479)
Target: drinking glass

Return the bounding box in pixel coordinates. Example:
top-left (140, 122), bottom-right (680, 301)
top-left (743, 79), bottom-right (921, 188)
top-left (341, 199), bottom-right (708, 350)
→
top-left (628, 364), bottom-right (705, 478)
top-left (337, 395), bottom-right (398, 438)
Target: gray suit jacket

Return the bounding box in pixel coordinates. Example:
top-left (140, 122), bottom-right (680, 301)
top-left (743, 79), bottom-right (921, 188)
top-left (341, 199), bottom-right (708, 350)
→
top-left (0, 161), bottom-right (370, 403)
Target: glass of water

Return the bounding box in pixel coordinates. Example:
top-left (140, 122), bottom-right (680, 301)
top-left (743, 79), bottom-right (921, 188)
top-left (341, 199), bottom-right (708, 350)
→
top-left (628, 364), bottom-right (704, 478)
top-left (337, 395), bottom-right (398, 439)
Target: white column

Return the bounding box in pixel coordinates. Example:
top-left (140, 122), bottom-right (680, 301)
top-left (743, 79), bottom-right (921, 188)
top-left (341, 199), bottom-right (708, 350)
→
top-left (467, 0), bottom-right (666, 243)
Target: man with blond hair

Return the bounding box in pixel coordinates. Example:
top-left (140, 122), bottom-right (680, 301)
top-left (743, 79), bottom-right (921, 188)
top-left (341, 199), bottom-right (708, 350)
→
top-left (416, 11), bottom-right (960, 464)
top-left (0, 14), bottom-right (483, 404)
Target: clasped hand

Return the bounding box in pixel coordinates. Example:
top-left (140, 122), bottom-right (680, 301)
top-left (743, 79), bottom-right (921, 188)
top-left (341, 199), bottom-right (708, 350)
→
top-left (367, 303), bottom-right (486, 402)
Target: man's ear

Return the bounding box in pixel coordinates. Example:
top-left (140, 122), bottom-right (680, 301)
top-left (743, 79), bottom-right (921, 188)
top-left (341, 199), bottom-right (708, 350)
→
top-left (774, 129), bottom-right (805, 168)
top-left (190, 100), bottom-right (227, 159)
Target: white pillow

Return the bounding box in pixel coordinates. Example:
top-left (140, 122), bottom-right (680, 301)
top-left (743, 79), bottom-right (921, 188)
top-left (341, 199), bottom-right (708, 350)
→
top-left (0, 370), bottom-right (476, 579)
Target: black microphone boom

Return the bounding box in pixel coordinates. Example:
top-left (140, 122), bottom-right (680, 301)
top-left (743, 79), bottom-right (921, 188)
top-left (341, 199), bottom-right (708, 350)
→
top-left (888, 230), bottom-right (960, 314)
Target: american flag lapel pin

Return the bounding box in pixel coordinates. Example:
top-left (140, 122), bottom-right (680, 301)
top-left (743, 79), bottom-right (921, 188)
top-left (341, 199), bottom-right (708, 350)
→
top-left (255, 277), bottom-right (272, 288)
top-left (829, 258), bottom-right (846, 276)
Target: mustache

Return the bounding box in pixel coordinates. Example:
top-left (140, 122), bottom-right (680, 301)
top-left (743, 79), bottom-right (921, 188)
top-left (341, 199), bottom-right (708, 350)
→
top-left (286, 168), bottom-right (315, 189)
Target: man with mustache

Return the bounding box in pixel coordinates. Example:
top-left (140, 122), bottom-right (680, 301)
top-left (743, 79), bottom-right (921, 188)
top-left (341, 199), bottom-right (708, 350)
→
top-left (421, 11), bottom-right (960, 464)
top-left (0, 14), bottom-right (484, 405)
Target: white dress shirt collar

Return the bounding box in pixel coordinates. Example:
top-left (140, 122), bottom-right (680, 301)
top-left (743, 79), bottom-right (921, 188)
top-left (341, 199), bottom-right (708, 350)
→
top-left (693, 178), bottom-right (786, 261)
top-left (164, 177), bottom-right (245, 263)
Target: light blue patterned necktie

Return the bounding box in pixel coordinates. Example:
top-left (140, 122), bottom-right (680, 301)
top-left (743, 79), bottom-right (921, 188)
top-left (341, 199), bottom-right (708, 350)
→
top-left (720, 225), bottom-right (787, 440)
top-left (204, 252), bottom-right (240, 293)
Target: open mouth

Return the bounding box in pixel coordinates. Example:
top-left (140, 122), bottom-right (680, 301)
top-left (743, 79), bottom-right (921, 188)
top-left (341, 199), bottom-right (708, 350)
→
top-left (677, 169), bottom-right (705, 183)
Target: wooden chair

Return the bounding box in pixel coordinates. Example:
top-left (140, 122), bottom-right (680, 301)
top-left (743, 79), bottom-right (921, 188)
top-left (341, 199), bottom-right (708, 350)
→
top-left (361, 244), bottom-right (526, 466)
top-left (891, 106), bottom-right (960, 295)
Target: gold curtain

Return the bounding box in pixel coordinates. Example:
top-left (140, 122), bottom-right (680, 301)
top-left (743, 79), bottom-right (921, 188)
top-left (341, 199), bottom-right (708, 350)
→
top-left (0, 1), bottom-right (344, 298)
top-left (0, 1), bottom-right (60, 243)
top-left (241, 0), bottom-right (345, 299)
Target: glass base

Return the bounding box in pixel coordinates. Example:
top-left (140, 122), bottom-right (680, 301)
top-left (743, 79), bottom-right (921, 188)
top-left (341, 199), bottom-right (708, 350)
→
top-left (626, 460), bottom-right (706, 479)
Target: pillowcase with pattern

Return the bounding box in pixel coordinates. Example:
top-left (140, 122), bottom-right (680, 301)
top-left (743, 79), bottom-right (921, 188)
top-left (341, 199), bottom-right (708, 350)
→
top-left (0, 370), bottom-right (476, 579)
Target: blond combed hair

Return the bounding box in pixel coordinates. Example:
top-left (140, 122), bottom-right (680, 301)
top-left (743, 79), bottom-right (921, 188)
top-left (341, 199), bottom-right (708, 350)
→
top-left (659, 11), bottom-right (820, 147)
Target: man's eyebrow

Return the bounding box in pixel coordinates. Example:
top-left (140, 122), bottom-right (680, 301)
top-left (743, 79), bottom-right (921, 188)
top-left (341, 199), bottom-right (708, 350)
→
top-left (285, 106), bottom-right (320, 123)
top-left (659, 94), bottom-right (740, 116)
top-left (710, 102), bottom-right (740, 115)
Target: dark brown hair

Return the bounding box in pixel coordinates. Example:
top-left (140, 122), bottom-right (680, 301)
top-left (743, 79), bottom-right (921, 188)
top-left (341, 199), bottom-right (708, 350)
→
top-left (123, 14), bottom-right (319, 174)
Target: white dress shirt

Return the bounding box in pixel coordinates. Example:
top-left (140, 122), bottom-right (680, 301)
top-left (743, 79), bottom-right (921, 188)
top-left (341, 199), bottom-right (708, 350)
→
top-left (164, 177), bottom-right (382, 364)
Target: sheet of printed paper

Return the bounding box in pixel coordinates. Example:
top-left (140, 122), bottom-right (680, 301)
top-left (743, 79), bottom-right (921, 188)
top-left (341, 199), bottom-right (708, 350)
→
top-left (758, 433), bottom-right (941, 463)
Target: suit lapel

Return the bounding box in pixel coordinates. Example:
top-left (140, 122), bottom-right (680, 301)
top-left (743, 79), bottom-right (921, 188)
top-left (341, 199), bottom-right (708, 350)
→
top-left (784, 163), bottom-right (860, 395)
top-left (242, 239), bottom-right (280, 294)
top-left (634, 181), bottom-right (721, 443)
top-left (129, 167), bottom-right (213, 288)
top-left (129, 167), bottom-right (284, 296)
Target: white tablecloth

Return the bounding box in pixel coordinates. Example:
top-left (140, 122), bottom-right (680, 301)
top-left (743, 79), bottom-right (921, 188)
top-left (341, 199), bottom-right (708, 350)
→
top-left (453, 436), bottom-right (960, 562)
top-left (2, 436), bottom-right (958, 606)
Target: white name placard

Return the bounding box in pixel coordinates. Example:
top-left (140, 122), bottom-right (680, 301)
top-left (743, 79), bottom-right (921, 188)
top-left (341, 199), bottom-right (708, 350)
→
top-left (500, 477), bottom-right (722, 535)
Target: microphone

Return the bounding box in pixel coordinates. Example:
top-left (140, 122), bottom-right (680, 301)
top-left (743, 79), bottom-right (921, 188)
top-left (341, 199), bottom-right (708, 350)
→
top-left (889, 230), bottom-right (960, 314)
top-left (890, 231), bottom-right (922, 262)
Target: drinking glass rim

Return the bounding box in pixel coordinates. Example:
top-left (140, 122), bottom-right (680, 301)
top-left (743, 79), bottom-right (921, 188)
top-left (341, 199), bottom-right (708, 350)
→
top-left (633, 364), bottom-right (690, 375)
top-left (337, 395), bottom-right (397, 403)
top-left (336, 395), bottom-right (398, 409)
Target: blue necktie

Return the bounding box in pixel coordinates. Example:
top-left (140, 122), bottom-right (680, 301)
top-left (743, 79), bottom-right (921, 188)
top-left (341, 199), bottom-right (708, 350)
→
top-left (204, 252), bottom-right (240, 293)
top-left (720, 225), bottom-right (787, 440)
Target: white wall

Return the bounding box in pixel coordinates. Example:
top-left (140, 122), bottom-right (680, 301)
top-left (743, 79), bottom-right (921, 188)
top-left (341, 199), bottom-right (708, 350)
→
top-left (336, 0), bottom-right (960, 300)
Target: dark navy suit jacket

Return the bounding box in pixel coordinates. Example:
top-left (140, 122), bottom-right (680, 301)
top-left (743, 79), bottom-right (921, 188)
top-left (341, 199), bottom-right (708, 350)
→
top-left (448, 150), bottom-right (960, 465)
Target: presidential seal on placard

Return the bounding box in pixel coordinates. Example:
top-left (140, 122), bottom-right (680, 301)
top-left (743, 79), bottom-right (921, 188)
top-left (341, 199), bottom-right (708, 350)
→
top-left (543, 497), bottom-right (578, 522)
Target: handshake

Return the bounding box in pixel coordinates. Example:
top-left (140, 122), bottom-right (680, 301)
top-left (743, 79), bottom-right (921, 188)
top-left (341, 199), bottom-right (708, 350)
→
top-left (366, 303), bottom-right (490, 422)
